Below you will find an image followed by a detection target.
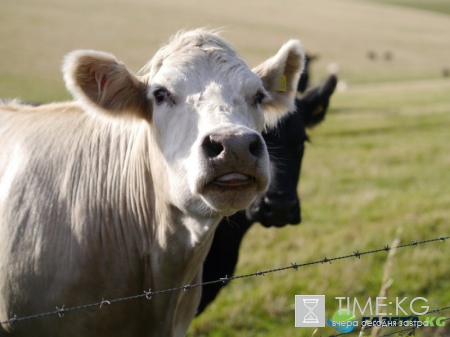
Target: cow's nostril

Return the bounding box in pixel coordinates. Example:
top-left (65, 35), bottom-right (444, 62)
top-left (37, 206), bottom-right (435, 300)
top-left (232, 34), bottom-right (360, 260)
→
top-left (249, 135), bottom-right (263, 158)
top-left (202, 135), bottom-right (224, 158)
top-left (202, 131), bottom-right (263, 160)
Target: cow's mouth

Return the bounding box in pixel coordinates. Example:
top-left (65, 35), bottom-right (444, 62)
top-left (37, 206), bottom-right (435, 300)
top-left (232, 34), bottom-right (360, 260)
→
top-left (211, 173), bottom-right (256, 189)
top-left (198, 171), bottom-right (265, 215)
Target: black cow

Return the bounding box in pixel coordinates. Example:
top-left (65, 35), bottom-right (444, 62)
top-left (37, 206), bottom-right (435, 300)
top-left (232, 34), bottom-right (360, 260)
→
top-left (197, 74), bottom-right (338, 315)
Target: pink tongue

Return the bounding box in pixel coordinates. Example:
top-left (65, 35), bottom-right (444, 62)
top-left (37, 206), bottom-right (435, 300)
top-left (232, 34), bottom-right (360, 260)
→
top-left (215, 173), bottom-right (250, 182)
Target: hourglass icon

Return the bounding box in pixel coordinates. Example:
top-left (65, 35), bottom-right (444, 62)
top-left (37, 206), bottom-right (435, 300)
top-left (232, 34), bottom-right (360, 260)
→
top-left (295, 295), bottom-right (325, 327)
top-left (302, 298), bottom-right (319, 323)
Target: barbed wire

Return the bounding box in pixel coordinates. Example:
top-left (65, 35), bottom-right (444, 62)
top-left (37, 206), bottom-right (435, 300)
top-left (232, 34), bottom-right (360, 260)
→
top-left (0, 235), bottom-right (448, 326)
top-left (328, 306), bottom-right (450, 337)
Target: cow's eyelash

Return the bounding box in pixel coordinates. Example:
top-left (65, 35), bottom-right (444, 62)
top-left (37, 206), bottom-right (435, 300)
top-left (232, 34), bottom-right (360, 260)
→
top-left (153, 88), bottom-right (173, 105)
top-left (254, 91), bottom-right (265, 106)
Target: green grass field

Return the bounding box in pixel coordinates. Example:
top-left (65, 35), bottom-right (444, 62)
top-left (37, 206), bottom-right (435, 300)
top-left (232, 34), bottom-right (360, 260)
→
top-left (1, 0), bottom-right (449, 336)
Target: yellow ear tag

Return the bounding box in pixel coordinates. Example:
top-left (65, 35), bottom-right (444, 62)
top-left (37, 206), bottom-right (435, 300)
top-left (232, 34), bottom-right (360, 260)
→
top-left (278, 74), bottom-right (287, 92)
top-left (313, 105), bottom-right (324, 116)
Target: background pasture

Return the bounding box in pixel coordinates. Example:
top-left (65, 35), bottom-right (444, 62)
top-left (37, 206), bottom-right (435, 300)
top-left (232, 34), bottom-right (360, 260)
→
top-left (1, 0), bottom-right (449, 336)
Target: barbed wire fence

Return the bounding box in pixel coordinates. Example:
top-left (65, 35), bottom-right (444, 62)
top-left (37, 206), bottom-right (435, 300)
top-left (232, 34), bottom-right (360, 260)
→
top-left (0, 236), bottom-right (448, 329)
top-left (325, 235), bottom-right (450, 337)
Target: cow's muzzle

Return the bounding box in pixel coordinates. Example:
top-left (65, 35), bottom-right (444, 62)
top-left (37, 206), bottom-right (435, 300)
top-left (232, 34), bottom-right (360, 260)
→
top-left (197, 129), bottom-right (270, 213)
top-left (201, 131), bottom-right (266, 190)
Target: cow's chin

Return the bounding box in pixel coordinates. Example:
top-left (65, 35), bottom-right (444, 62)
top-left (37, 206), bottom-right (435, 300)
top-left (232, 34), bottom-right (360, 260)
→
top-left (199, 173), bottom-right (262, 216)
top-left (201, 186), bottom-right (258, 217)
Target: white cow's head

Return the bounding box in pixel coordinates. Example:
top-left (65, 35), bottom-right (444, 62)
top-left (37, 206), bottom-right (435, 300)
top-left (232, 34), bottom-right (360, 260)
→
top-left (63, 29), bottom-right (303, 217)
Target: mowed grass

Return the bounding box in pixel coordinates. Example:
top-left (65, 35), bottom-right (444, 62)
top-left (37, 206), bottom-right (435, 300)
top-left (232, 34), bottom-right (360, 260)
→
top-left (1, 0), bottom-right (450, 336)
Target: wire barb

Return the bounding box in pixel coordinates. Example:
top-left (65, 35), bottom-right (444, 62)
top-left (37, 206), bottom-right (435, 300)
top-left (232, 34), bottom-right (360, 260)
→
top-left (291, 262), bottom-right (299, 271)
top-left (220, 276), bottom-right (229, 284)
top-left (353, 251), bottom-right (361, 259)
top-left (430, 306), bottom-right (440, 314)
top-left (56, 306), bottom-right (65, 318)
top-left (8, 315), bottom-right (17, 325)
top-left (143, 289), bottom-right (152, 300)
top-left (99, 299), bottom-right (111, 309)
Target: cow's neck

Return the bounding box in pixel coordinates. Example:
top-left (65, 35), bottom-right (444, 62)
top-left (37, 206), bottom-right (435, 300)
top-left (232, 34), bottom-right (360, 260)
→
top-left (145, 136), bottom-right (221, 286)
top-left (139, 201), bottom-right (220, 335)
top-left (142, 138), bottom-right (221, 335)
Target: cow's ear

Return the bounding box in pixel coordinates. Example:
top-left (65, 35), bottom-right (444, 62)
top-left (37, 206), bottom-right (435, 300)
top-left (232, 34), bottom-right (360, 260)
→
top-left (252, 40), bottom-right (304, 128)
top-left (300, 74), bottom-right (338, 128)
top-left (63, 50), bottom-right (151, 120)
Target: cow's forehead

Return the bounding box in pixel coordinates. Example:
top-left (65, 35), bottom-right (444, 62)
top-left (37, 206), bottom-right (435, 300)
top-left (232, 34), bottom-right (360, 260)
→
top-left (147, 48), bottom-right (262, 97)
top-left (141, 30), bottom-right (265, 98)
top-left (142, 29), bottom-right (240, 77)
top-left (152, 55), bottom-right (262, 99)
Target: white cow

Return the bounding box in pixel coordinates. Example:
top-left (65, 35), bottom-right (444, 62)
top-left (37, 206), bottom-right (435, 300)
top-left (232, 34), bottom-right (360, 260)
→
top-left (0, 29), bottom-right (303, 337)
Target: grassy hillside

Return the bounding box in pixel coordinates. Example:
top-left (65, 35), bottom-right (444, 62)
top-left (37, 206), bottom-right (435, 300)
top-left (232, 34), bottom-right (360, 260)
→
top-left (1, 0), bottom-right (449, 336)
top-left (1, 0), bottom-right (450, 102)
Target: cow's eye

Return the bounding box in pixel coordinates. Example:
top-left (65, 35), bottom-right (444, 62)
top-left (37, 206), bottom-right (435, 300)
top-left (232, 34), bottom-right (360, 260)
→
top-left (254, 91), bottom-right (265, 106)
top-left (154, 88), bottom-right (170, 105)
